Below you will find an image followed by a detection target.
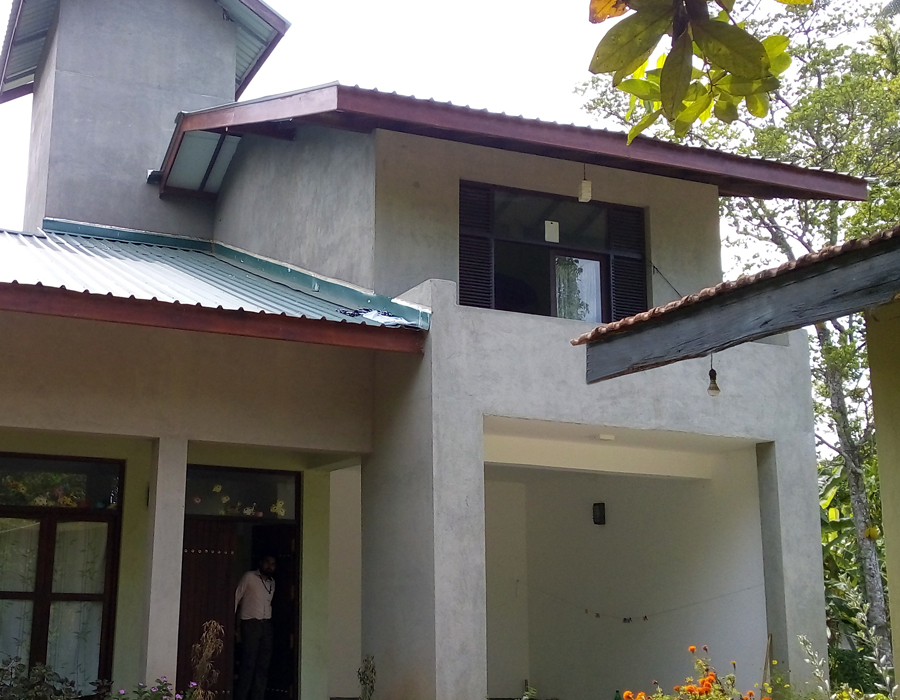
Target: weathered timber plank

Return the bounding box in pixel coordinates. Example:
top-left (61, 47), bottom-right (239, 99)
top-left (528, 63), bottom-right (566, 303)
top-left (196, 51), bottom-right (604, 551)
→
top-left (586, 242), bottom-right (900, 383)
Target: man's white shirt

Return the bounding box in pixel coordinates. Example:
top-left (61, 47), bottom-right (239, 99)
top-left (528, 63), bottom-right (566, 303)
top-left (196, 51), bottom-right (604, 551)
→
top-left (235, 570), bottom-right (275, 620)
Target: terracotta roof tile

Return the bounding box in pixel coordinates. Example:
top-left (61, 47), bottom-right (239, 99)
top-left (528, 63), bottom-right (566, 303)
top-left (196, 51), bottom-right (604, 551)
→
top-left (571, 224), bottom-right (900, 346)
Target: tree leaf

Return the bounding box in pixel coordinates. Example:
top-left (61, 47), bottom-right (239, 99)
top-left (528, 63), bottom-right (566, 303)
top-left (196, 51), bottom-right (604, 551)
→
top-left (773, 0), bottom-right (812, 4)
top-left (762, 34), bottom-right (790, 59)
top-left (713, 97), bottom-right (739, 123)
top-left (691, 19), bottom-right (771, 79)
top-left (745, 91), bottom-right (770, 118)
top-left (618, 78), bottom-right (662, 101)
top-left (770, 52), bottom-right (792, 75)
top-left (589, 6), bottom-right (673, 74)
top-left (672, 90), bottom-right (713, 136)
top-left (715, 0), bottom-right (735, 12)
top-left (717, 75), bottom-right (780, 96)
top-left (589, 0), bottom-right (629, 24)
top-left (661, 31), bottom-right (694, 119)
top-left (627, 109), bottom-right (663, 144)
top-left (613, 45), bottom-right (656, 85)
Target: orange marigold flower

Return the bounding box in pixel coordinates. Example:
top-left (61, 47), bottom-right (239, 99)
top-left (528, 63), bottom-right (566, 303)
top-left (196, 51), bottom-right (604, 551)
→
top-left (689, 646), bottom-right (697, 653)
top-left (748, 692), bottom-right (754, 697)
top-left (685, 685), bottom-right (696, 694)
top-left (637, 693), bottom-right (647, 700)
top-left (624, 691), bottom-right (634, 700)
top-left (675, 686), bottom-right (681, 692)
top-left (762, 697), bottom-right (772, 700)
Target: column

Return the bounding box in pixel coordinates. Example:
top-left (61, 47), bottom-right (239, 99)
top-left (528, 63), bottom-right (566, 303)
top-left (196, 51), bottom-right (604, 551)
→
top-left (757, 439), bottom-right (828, 684)
top-left (301, 470), bottom-right (331, 700)
top-left (142, 436), bottom-right (188, 684)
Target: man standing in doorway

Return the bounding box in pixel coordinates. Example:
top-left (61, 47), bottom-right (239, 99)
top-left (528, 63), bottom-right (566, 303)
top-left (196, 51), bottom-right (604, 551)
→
top-left (234, 554), bottom-right (277, 700)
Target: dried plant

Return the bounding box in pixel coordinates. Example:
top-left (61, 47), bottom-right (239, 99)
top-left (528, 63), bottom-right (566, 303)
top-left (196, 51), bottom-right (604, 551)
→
top-left (358, 655), bottom-right (376, 700)
top-left (190, 620), bottom-right (225, 700)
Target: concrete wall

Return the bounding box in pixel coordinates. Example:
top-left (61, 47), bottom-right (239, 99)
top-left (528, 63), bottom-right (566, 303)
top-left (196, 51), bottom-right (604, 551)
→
top-left (371, 279), bottom-right (824, 699)
top-left (215, 126), bottom-right (377, 289)
top-left (25, 0), bottom-right (234, 235)
top-left (486, 452), bottom-right (767, 700)
top-left (867, 301), bottom-right (900, 641)
top-left (373, 129), bottom-right (722, 302)
top-left (328, 467), bottom-right (363, 699)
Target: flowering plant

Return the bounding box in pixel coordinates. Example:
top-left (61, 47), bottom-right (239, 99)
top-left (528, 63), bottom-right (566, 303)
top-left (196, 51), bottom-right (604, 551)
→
top-left (113, 677), bottom-right (191, 700)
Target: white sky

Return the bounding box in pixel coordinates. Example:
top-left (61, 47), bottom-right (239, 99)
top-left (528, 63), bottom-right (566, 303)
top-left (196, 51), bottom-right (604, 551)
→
top-left (0, 0), bottom-right (609, 231)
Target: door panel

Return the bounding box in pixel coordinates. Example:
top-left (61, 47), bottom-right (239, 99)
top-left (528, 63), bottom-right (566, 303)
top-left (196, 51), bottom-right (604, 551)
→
top-left (177, 519), bottom-right (237, 696)
top-left (251, 524), bottom-right (298, 700)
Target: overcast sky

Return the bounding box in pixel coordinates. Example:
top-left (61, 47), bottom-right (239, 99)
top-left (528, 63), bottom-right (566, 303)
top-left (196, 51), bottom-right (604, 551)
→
top-left (0, 0), bottom-right (609, 230)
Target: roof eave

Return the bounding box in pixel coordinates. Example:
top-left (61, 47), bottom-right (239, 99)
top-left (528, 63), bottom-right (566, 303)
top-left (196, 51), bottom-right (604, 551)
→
top-left (158, 84), bottom-right (868, 202)
top-left (233, 0), bottom-right (290, 99)
top-left (0, 0), bottom-right (25, 100)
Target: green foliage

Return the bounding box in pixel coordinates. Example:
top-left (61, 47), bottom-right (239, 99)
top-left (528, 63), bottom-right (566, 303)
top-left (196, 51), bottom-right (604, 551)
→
top-left (587, 0), bottom-right (806, 139)
top-left (830, 649), bottom-right (880, 693)
top-left (0, 659), bottom-right (80, 700)
top-left (358, 655), bottom-right (376, 700)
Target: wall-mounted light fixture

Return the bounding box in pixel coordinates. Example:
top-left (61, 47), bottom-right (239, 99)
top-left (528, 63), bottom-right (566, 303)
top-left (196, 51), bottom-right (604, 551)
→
top-left (593, 502), bottom-right (606, 525)
top-left (707, 354), bottom-right (721, 397)
top-left (579, 163), bottom-right (592, 202)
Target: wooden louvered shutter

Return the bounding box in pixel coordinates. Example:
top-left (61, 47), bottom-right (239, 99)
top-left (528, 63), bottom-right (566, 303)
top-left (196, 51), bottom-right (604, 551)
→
top-left (609, 207), bottom-right (648, 321)
top-left (459, 184), bottom-right (494, 308)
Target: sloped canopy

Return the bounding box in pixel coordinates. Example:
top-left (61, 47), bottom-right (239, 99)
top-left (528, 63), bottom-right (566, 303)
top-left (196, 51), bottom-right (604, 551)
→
top-left (0, 218), bottom-right (427, 353)
top-left (0, 0), bottom-right (289, 104)
top-left (156, 82), bottom-right (868, 202)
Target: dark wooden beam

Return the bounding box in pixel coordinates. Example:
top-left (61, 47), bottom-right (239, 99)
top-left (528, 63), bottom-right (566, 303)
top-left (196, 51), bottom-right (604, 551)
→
top-left (0, 283), bottom-right (425, 354)
top-left (585, 238), bottom-right (900, 383)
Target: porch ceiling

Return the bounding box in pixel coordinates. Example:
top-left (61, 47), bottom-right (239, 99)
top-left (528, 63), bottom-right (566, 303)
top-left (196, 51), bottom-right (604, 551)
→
top-left (0, 219), bottom-right (427, 353)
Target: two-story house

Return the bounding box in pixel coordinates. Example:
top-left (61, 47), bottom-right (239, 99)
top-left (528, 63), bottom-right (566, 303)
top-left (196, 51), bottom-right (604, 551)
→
top-left (0, 1), bottom-right (869, 699)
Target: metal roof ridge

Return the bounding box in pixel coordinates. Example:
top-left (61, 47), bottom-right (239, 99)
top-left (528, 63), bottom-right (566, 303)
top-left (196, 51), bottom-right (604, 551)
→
top-left (211, 241), bottom-right (431, 330)
top-left (41, 218), bottom-right (214, 252)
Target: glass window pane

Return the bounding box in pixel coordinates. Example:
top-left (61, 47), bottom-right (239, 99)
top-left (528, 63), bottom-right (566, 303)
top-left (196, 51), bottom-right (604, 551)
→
top-left (0, 456), bottom-right (120, 510)
top-left (52, 522), bottom-right (108, 594)
top-left (186, 467), bottom-right (296, 520)
top-left (556, 256), bottom-right (602, 323)
top-left (47, 601), bottom-right (102, 694)
top-left (0, 599), bottom-right (33, 664)
top-left (0, 518), bottom-right (40, 592)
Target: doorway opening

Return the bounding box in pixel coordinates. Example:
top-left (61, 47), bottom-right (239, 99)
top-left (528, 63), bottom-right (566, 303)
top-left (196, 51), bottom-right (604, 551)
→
top-left (176, 466), bottom-right (301, 700)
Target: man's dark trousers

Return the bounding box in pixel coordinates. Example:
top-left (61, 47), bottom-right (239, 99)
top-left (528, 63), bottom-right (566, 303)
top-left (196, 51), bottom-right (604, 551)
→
top-left (236, 619), bottom-right (272, 700)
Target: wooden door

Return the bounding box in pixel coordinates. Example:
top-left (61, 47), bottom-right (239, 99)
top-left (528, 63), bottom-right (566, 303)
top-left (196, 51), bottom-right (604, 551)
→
top-left (251, 524), bottom-right (298, 700)
top-left (177, 518), bottom-right (237, 696)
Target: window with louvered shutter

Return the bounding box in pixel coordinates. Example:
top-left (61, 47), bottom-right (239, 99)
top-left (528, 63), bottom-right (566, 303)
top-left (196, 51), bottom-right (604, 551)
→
top-left (609, 207), bottom-right (648, 320)
top-left (459, 234), bottom-right (494, 308)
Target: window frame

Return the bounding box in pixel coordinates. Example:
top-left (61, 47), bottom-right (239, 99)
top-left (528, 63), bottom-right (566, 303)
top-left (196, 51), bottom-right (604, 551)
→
top-left (0, 452), bottom-right (124, 686)
top-left (458, 181), bottom-right (647, 322)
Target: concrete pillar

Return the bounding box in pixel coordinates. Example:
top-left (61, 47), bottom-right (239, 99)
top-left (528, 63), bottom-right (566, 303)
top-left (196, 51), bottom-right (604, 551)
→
top-left (362, 280), bottom-right (487, 700)
top-left (142, 436), bottom-right (188, 684)
top-left (301, 470), bottom-right (331, 700)
top-left (757, 439), bottom-right (828, 683)
top-left (867, 303), bottom-right (900, 645)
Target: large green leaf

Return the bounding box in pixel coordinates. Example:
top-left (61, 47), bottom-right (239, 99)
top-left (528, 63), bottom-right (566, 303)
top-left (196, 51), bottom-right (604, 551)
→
top-left (713, 97), bottom-right (738, 123)
top-left (762, 34), bottom-right (790, 59)
top-left (672, 89), bottom-right (713, 136)
top-left (717, 75), bottom-right (780, 96)
top-left (660, 31), bottom-right (694, 119)
top-left (691, 19), bottom-right (771, 79)
top-left (627, 108), bottom-right (662, 144)
top-left (745, 91), bottom-right (770, 118)
top-left (589, 6), bottom-right (673, 74)
top-left (770, 52), bottom-right (792, 75)
top-left (613, 45), bottom-right (656, 85)
top-left (618, 78), bottom-right (662, 100)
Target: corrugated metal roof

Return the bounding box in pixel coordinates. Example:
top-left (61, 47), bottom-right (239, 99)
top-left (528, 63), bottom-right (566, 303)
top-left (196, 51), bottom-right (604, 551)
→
top-left (0, 222), bottom-right (429, 330)
top-left (0, 0), bottom-right (288, 103)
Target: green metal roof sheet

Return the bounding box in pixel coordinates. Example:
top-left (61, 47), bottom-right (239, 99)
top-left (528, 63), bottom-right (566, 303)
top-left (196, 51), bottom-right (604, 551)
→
top-left (0, 219), bottom-right (430, 331)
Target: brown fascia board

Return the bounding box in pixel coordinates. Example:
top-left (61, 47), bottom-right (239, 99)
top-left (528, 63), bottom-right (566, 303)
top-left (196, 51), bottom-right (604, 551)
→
top-left (158, 84), bottom-right (868, 201)
top-left (0, 281), bottom-right (425, 354)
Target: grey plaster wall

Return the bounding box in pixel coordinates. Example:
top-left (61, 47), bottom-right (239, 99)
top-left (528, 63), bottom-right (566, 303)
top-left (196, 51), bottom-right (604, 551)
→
top-left (376, 279), bottom-right (824, 698)
top-left (0, 311), bottom-right (374, 451)
top-left (25, 0), bottom-right (235, 235)
top-left (373, 129), bottom-right (722, 302)
top-left (215, 126), bottom-right (377, 289)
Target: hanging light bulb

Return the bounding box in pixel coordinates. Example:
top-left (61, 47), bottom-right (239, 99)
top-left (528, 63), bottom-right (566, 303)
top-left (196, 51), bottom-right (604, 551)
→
top-left (579, 163), bottom-right (592, 202)
top-left (707, 355), bottom-right (721, 397)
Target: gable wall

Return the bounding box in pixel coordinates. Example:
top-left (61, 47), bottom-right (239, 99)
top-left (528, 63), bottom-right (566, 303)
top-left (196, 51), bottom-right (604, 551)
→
top-left (373, 128), bottom-right (722, 302)
top-left (214, 125), bottom-right (378, 290)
